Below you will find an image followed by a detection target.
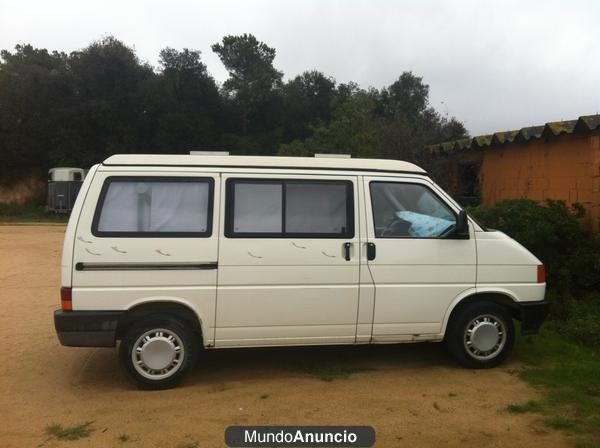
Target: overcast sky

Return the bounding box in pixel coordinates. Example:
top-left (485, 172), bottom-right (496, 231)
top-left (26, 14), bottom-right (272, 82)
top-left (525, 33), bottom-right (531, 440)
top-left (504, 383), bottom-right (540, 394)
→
top-left (1, 0), bottom-right (599, 136)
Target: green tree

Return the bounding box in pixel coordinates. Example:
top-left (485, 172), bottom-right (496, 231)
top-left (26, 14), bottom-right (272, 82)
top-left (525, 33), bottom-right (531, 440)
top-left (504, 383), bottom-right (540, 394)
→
top-left (63, 36), bottom-right (155, 166)
top-left (279, 91), bottom-right (382, 157)
top-left (0, 44), bottom-right (70, 184)
top-left (281, 71), bottom-right (337, 140)
top-left (279, 72), bottom-right (467, 164)
top-left (154, 47), bottom-right (221, 151)
top-left (211, 34), bottom-right (282, 136)
top-left (0, 36), bottom-right (469, 197)
top-left (378, 71), bottom-right (429, 119)
top-left (374, 72), bottom-right (468, 165)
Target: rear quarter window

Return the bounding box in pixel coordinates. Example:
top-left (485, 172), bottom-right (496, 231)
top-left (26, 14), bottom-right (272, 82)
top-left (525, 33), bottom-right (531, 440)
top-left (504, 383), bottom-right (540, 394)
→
top-left (92, 176), bottom-right (214, 237)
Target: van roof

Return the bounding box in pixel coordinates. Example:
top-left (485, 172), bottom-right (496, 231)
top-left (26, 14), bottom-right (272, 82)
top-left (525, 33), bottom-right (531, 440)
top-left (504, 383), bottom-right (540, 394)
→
top-left (102, 154), bottom-right (426, 175)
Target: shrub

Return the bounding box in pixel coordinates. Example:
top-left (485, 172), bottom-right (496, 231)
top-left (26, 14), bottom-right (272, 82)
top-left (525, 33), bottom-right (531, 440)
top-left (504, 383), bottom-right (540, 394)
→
top-left (551, 294), bottom-right (600, 349)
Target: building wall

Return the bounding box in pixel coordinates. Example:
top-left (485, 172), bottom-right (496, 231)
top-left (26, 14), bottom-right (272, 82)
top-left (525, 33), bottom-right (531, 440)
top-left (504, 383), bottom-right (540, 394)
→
top-left (480, 131), bottom-right (600, 232)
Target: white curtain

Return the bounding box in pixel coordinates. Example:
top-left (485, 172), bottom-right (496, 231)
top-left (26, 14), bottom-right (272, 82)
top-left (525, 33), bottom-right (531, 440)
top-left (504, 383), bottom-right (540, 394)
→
top-left (285, 183), bottom-right (347, 234)
top-left (233, 183), bottom-right (282, 233)
top-left (97, 181), bottom-right (209, 233)
top-left (148, 182), bottom-right (208, 231)
top-left (97, 182), bottom-right (139, 232)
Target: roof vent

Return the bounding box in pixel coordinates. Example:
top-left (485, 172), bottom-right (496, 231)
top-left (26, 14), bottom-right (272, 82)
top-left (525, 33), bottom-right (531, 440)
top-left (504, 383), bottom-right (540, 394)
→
top-left (314, 153), bottom-right (351, 159)
top-left (189, 151), bottom-right (230, 156)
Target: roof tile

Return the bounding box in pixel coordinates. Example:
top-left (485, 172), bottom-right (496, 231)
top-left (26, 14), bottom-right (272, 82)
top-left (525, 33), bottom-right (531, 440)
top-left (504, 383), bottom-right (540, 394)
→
top-left (434, 114), bottom-right (599, 152)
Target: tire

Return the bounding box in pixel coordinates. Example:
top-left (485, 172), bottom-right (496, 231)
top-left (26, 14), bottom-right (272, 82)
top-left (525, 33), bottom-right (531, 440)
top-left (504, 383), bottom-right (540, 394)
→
top-left (119, 315), bottom-right (198, 390)
top-left (445, 302), bottom-right (515, 369)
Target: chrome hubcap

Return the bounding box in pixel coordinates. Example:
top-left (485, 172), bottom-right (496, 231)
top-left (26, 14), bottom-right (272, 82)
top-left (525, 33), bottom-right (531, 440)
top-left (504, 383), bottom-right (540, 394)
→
top-left (463, 314), bottom-right (506, 360)
top-left (132, 329), bottom-right (184, 380)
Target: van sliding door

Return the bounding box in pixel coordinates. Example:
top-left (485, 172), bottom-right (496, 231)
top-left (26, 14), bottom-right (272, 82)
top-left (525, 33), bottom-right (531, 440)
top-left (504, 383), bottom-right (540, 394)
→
top-left (215, 173), bottom-right (362, 347)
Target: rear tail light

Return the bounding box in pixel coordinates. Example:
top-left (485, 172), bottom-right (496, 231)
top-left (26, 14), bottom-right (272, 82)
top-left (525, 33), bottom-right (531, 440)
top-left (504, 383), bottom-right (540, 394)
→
top-left (60, 287), bottom-right (72, 311)
top-left (537, 265), bottom-right (546, 284)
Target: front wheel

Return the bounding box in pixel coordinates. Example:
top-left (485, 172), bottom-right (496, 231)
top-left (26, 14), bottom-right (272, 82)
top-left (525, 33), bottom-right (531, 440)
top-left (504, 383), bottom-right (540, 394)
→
top-left (119, 315), bottom-right (198, 389)
top-left (446, 302), bottom-right (515, 368)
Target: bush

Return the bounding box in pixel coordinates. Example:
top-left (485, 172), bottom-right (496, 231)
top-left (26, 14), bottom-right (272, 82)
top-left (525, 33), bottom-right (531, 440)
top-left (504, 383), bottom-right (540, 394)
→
top-left (551, 294), bottom-right (600, 349)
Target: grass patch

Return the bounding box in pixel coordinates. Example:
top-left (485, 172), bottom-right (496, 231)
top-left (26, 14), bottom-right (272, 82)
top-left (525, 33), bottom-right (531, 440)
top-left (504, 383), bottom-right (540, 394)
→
top-left (0, 203), bottom-right (69, 223)
top-left (552, 294), bottom-right (600, 351)
top-left (290, 362), bottom-right (373, 382)
top-left (260, 394), bottom-right (269, 399)
top-left (45, 421), bottom-right (94, 441)
top-left (118, 433), bottom-right (130, 442)
top-left (507, 400), bottom-right (544, 414)
top-left (544, 416), bottom-right (581, 432)
top-left (511, 330), bottom-right (600, 445)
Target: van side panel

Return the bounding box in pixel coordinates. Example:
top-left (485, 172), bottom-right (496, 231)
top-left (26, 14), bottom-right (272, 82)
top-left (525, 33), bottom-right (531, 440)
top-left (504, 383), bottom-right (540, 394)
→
top-left (61, 164), bottom-right (99, 288)
top-left (475, 230), bottom-right (546, 302)
top-left (70, 170), bottom-right (220, 346)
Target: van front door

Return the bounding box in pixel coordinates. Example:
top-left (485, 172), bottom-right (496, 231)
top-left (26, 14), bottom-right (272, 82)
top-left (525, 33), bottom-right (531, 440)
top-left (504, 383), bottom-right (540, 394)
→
top-left (215, 174), bottom-right (361, 347)
top-left (362, 176), bottom-right (476, 340)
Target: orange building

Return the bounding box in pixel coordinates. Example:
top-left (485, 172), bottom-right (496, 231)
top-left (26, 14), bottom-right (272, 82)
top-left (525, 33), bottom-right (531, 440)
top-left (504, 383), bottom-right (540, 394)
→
top-left (428, 115), bottom-right (600, 233)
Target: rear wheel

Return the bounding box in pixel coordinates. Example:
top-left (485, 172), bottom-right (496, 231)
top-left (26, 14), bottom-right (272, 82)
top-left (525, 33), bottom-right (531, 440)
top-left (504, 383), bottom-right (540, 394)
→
top-left (119, 315), bottom-right (198, 389)
top-left (446, 302), bottom-right (515, 368)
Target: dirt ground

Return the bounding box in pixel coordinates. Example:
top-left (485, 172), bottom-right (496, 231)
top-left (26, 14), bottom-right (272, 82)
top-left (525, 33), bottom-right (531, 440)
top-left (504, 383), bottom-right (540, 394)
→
top-left (0, 225), bottom-right (572, 448)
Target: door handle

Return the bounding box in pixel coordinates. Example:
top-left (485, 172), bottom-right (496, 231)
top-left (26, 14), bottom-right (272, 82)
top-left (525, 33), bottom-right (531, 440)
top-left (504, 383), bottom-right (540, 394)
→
top-left (343, 242), bottom-right (352, 261)
top-left (367, 242), bottom-right (376, 261)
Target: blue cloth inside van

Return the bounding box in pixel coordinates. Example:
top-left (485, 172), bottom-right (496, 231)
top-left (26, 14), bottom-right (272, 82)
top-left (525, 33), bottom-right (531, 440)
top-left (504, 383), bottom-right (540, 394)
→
top-left (395, 211), bottom-right (453, 237)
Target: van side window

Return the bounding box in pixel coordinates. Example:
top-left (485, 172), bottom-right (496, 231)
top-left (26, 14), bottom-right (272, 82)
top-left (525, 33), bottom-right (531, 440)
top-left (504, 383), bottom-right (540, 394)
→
top-left (370, 182), bottom-right (456, 238)
top-left (233, 182), bottom-right (283, 233)
top-left (226, 179), bottom-right (353, 238)
top-left (92, 177), bottom-right (213, 237)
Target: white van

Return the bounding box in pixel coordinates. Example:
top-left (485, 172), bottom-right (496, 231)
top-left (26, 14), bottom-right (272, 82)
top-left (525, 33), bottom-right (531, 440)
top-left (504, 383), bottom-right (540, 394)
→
top-left (54, 154), bottom-right (549, 389)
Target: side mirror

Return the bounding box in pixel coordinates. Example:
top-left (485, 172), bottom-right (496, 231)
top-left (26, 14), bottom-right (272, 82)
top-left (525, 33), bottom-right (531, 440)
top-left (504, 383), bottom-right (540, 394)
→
top-left (453, 210), bottom-right (470, 239)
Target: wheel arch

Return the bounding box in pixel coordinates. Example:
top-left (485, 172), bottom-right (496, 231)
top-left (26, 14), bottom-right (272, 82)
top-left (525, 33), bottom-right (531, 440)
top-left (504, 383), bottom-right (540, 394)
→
top-left (117, 299), bottom-right (205, 344)
top-left (441, 290), bottom-right (522, 336)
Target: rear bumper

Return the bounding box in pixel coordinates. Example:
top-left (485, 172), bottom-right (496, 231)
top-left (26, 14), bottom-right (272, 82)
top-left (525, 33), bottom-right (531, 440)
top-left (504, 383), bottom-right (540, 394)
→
top-left (518, 300), bottom-right (550, 336)
top-left (54, 310), bottom-right (125, 347)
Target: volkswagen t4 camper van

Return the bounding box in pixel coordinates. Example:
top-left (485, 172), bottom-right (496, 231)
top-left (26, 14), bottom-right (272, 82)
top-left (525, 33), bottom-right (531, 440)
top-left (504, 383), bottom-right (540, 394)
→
top-left (54, 154), bottom-right (549, 389)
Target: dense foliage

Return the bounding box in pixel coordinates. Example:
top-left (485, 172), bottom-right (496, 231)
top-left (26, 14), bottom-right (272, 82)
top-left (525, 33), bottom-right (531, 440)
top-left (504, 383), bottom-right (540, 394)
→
top-left (0, 35), bottom-right (467, 186)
